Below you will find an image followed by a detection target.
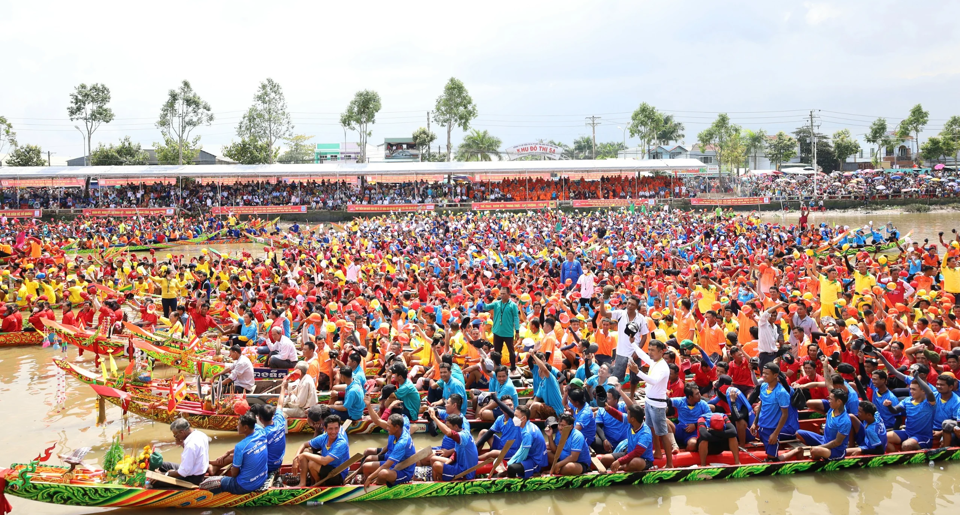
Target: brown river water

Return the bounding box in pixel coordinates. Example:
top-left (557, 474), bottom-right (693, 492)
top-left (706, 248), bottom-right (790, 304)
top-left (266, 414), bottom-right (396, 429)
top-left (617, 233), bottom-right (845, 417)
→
top-left (3, 211), bottom-right (960, 515)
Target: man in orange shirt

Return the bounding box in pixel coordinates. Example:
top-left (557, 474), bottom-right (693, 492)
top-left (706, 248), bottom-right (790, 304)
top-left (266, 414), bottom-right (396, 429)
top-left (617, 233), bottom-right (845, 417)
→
top-left (697, 310), bottom-right (725, 359)
top-left (592, 318), bottom-right (616, 366)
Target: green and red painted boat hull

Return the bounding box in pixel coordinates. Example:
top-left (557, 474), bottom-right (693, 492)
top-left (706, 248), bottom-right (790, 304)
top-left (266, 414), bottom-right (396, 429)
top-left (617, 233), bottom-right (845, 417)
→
top-left (4, 448), bottom-right (959, 509)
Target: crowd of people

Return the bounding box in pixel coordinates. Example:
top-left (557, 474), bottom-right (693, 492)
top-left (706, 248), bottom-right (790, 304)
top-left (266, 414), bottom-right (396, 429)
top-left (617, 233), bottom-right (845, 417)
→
top-left (4, 203), bottom-right (960, 492)
top-left (5, 168), bottom-right (960, 212)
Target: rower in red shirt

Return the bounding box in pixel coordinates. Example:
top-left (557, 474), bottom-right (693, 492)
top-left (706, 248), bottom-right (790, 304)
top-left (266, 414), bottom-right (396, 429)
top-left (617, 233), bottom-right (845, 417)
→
top-left (187, 301), bottom-right (221, 337)
top-left (0, 304), bottom-right (22, 332)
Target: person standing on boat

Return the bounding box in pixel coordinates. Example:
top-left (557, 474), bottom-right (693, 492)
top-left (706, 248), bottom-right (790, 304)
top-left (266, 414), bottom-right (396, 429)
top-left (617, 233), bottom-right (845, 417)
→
top-left (204, 413), bottom-right (268, 495)
top-left (216, 345), bottom-right (255, 394)
top-left (427, 410), bottom-right (479, 481)
top-left (598, 293), bottom-right (648, 384)
top-left (486, 286), bottom-right (521, 372)
top-left (628, 339), bottom-right (674, 469)
top-left (158, 419), bottom-right (210, 486)
top-left (750, 362), bottom-right (798, 461)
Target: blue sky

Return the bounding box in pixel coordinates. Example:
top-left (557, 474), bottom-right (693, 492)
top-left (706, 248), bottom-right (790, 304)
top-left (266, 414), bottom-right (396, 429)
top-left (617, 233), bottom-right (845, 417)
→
top-left (2, 0), bottom-right (958, 159)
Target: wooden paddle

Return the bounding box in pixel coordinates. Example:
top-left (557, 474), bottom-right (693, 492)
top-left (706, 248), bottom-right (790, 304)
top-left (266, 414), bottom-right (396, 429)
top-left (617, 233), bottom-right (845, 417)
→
top-left (394, 447), bottom-right (433, 471)
top-left (485, 439), bottom-right (515, 478)
top-left (316, 453), bottom-right (363, 486)
top-left (591, 456), bottom-right (607, 474)
top-left (452, 456), bottom-right (494, 480)
top-left (145, 470), bottom-right (199, 489)
top-left (343, 455), bottom-right (369, 485)
top-left (549, 427), bottom-right (572, 475)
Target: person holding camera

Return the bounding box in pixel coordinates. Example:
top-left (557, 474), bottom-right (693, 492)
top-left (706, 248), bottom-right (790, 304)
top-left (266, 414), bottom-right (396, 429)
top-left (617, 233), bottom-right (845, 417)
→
top-left (598, 291), bottom-right (648, 383)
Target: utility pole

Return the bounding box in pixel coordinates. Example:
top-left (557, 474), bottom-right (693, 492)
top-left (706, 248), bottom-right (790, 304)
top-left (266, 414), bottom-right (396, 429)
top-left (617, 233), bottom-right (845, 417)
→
top-left (585, 116), bottom-right (601, 159)
top-left (427, 112), bottom-right (431, 132)
top-left (810, 110), bottom-right (818, 196)
top-left (47, 151), bottom-right (52, 166)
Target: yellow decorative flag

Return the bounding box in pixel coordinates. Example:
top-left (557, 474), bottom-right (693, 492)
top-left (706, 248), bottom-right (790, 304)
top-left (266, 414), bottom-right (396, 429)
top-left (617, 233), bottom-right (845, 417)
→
top-left (109, 354), bottom-right (118, 375)
top-left (101, 361), bottom-right (110, 383)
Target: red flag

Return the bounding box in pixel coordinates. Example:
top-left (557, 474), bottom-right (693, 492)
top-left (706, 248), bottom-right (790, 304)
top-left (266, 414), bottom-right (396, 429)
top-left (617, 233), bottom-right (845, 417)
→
top-left (90, 384), bottom-right (131, 412)
top-left (167, 381), bottom-right (176, 414)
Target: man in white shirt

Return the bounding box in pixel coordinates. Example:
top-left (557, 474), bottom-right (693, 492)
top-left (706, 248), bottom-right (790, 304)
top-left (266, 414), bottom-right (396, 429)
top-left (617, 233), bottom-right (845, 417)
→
top-left (159, 419), bottom-right (210, 485)
top-left (218, 345), bottom-right (255, 393)
top-left (598, 293), bottom-right (649, 382)
top-left (629, 339), bottom-right (674, 469)
top-left (282, 361), bottom-right (318, 418)
top-left (346, 257), bottom-right (361, 283)
top-left (575, 267), bottom-right (596, 309)
top-left (265, 326), bottom-right (299, 369)
top-left (757, 302), bottom-right (786, 368)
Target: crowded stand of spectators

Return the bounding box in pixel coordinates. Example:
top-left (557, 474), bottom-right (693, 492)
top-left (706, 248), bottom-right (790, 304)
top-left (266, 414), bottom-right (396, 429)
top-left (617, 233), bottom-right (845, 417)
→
top-left (2, 168), bottom-right (958, 210)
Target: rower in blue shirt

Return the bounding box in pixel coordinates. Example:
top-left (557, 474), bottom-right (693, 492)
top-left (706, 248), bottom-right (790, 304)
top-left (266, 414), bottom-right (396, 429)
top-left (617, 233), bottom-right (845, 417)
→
top-left (504, 404), bottom-right (548, 478)
top-left (428, 411), bottom-right (479, 481)
top-left (850, 401), bottom-right (887, 456)
top-left (751, 363), bottom-right (798, 461)
top-left (670, 383), bottom-right (713, 452)
top-left (597, 404), bottom-right (654, 472)
top-left (594, 388), bottom-right (630, 451)
top-left (295, 414), bottom-right (351, 486)
top-left (478, 366), bottom-right (518, 421)
top-left (568, 386), bottom-right (597, 447)
top-left (530, 352), bottom-right (566, 420)
top-left (330, 367), bottom-right (365, 421)
top-left (210, 413), bottom-right (268, 495)
top-left (885, 370), bottom-right (936, 451)
top-left (477, 395), bottom-right (520, 462)
top-left (251, 404), bottom-right (286, 474)
top-left (548, 414), bottom-right (592, 476)
top-left (787, 388), bottom-right (852, 460)
top-left (363, 413), bottom-right (417, 487)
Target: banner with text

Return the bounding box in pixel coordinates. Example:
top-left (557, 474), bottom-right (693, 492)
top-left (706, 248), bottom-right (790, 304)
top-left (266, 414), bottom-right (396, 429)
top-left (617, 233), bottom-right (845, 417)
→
top-left (347, 203), bottom-right (435, 213)
top-left (571, 199), bottom-right (655, 208)
top-left (471, 201), bottom-right (556, 211)
top-left (690, 197), bottom-right (769, 206)
top-left (1, 178), bottom-right (85, 188)
top-left (82, 208), bottom-right (176, 217)
top-left (211, 205), bottom-right (308, 215)
top-left (99, 177), bottom-right (176, 186)
top-left (0, 209), bottom-right (42, 218)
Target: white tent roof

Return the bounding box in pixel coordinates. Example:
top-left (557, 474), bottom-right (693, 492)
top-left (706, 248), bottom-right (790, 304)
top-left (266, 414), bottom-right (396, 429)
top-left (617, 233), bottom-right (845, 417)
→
top-left (0, 158), bottom-right (706, 179)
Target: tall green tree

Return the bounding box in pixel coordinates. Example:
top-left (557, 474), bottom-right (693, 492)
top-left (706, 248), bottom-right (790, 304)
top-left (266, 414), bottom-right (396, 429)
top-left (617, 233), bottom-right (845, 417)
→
top-left (939, 115), bottom-right (960, 167)
top-left (340, 90), bottom-right (381, 164)
top-left (628, 103), bottom-right (663, 159)
top-left (67, 83), bottom-right (114, 166)
top-left (89, 136), bottom-right (149, 166)
top-left (278, 134), bottom-right (314, 164)
top-left (765, 132), bottom-right (797, 170)
top-left (865, 118), bottom-right (895, 168)
top-left (547, 140), bottom-right (575, 160)
top-left (156, 80), bottom-right (214, 165)
top-left (897, 104), bottom-right (929, 163)
top-left (832, 129), bottom-right (861, 171)
top-left (433, 78), bottom-right (478, 162)
top-left (222, 137), bottom-right (278, 164)
top-left (794, 126), bottom-right (835, 171)
top-left (4, 144), bottom-right (45, 166)
top-left (743, 129), bottom-right (767, 170)
top-left (572, 136), bottom-right (594, 160)
top-left (0, 116), bottom-right (16, 161)
top-left (237, 78), bottom-right (293, 163)
top-left (596, 141), bottom-right (628, 160)
top-left (656, 114), bottom-right (685, 148)
top-left (455, 129), bottom-right (501, 161)
top-left (920, 136), bottom-right (949, 164)
top-left (698, 114), bottom-right (742, 174)
top-left (154, 136), bottom-right (201, 165)
top-left (411, 127), bottom-right (437, 161)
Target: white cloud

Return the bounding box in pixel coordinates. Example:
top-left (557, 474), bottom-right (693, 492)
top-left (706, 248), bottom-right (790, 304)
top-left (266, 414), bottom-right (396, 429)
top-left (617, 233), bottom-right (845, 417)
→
top-left (802, 2), bottom-right (844, 25)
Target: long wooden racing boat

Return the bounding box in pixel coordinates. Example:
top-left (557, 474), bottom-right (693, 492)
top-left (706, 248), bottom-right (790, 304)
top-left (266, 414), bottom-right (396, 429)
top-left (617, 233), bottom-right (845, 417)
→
top-left (4, 447), bottom-right (959, 510)
top-left (0, 331), bottom-right (45, 348)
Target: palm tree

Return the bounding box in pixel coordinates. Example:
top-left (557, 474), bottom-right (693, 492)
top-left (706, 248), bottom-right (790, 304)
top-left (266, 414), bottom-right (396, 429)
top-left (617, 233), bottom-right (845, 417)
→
top-left (744, 129), bottom-right (767, 170)
top-left (572, 136), bottom-right (594, 159)
top-left (455, 129), bottom-right (502, 161)
top-left (656, 115), bottom-right (685, 149)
